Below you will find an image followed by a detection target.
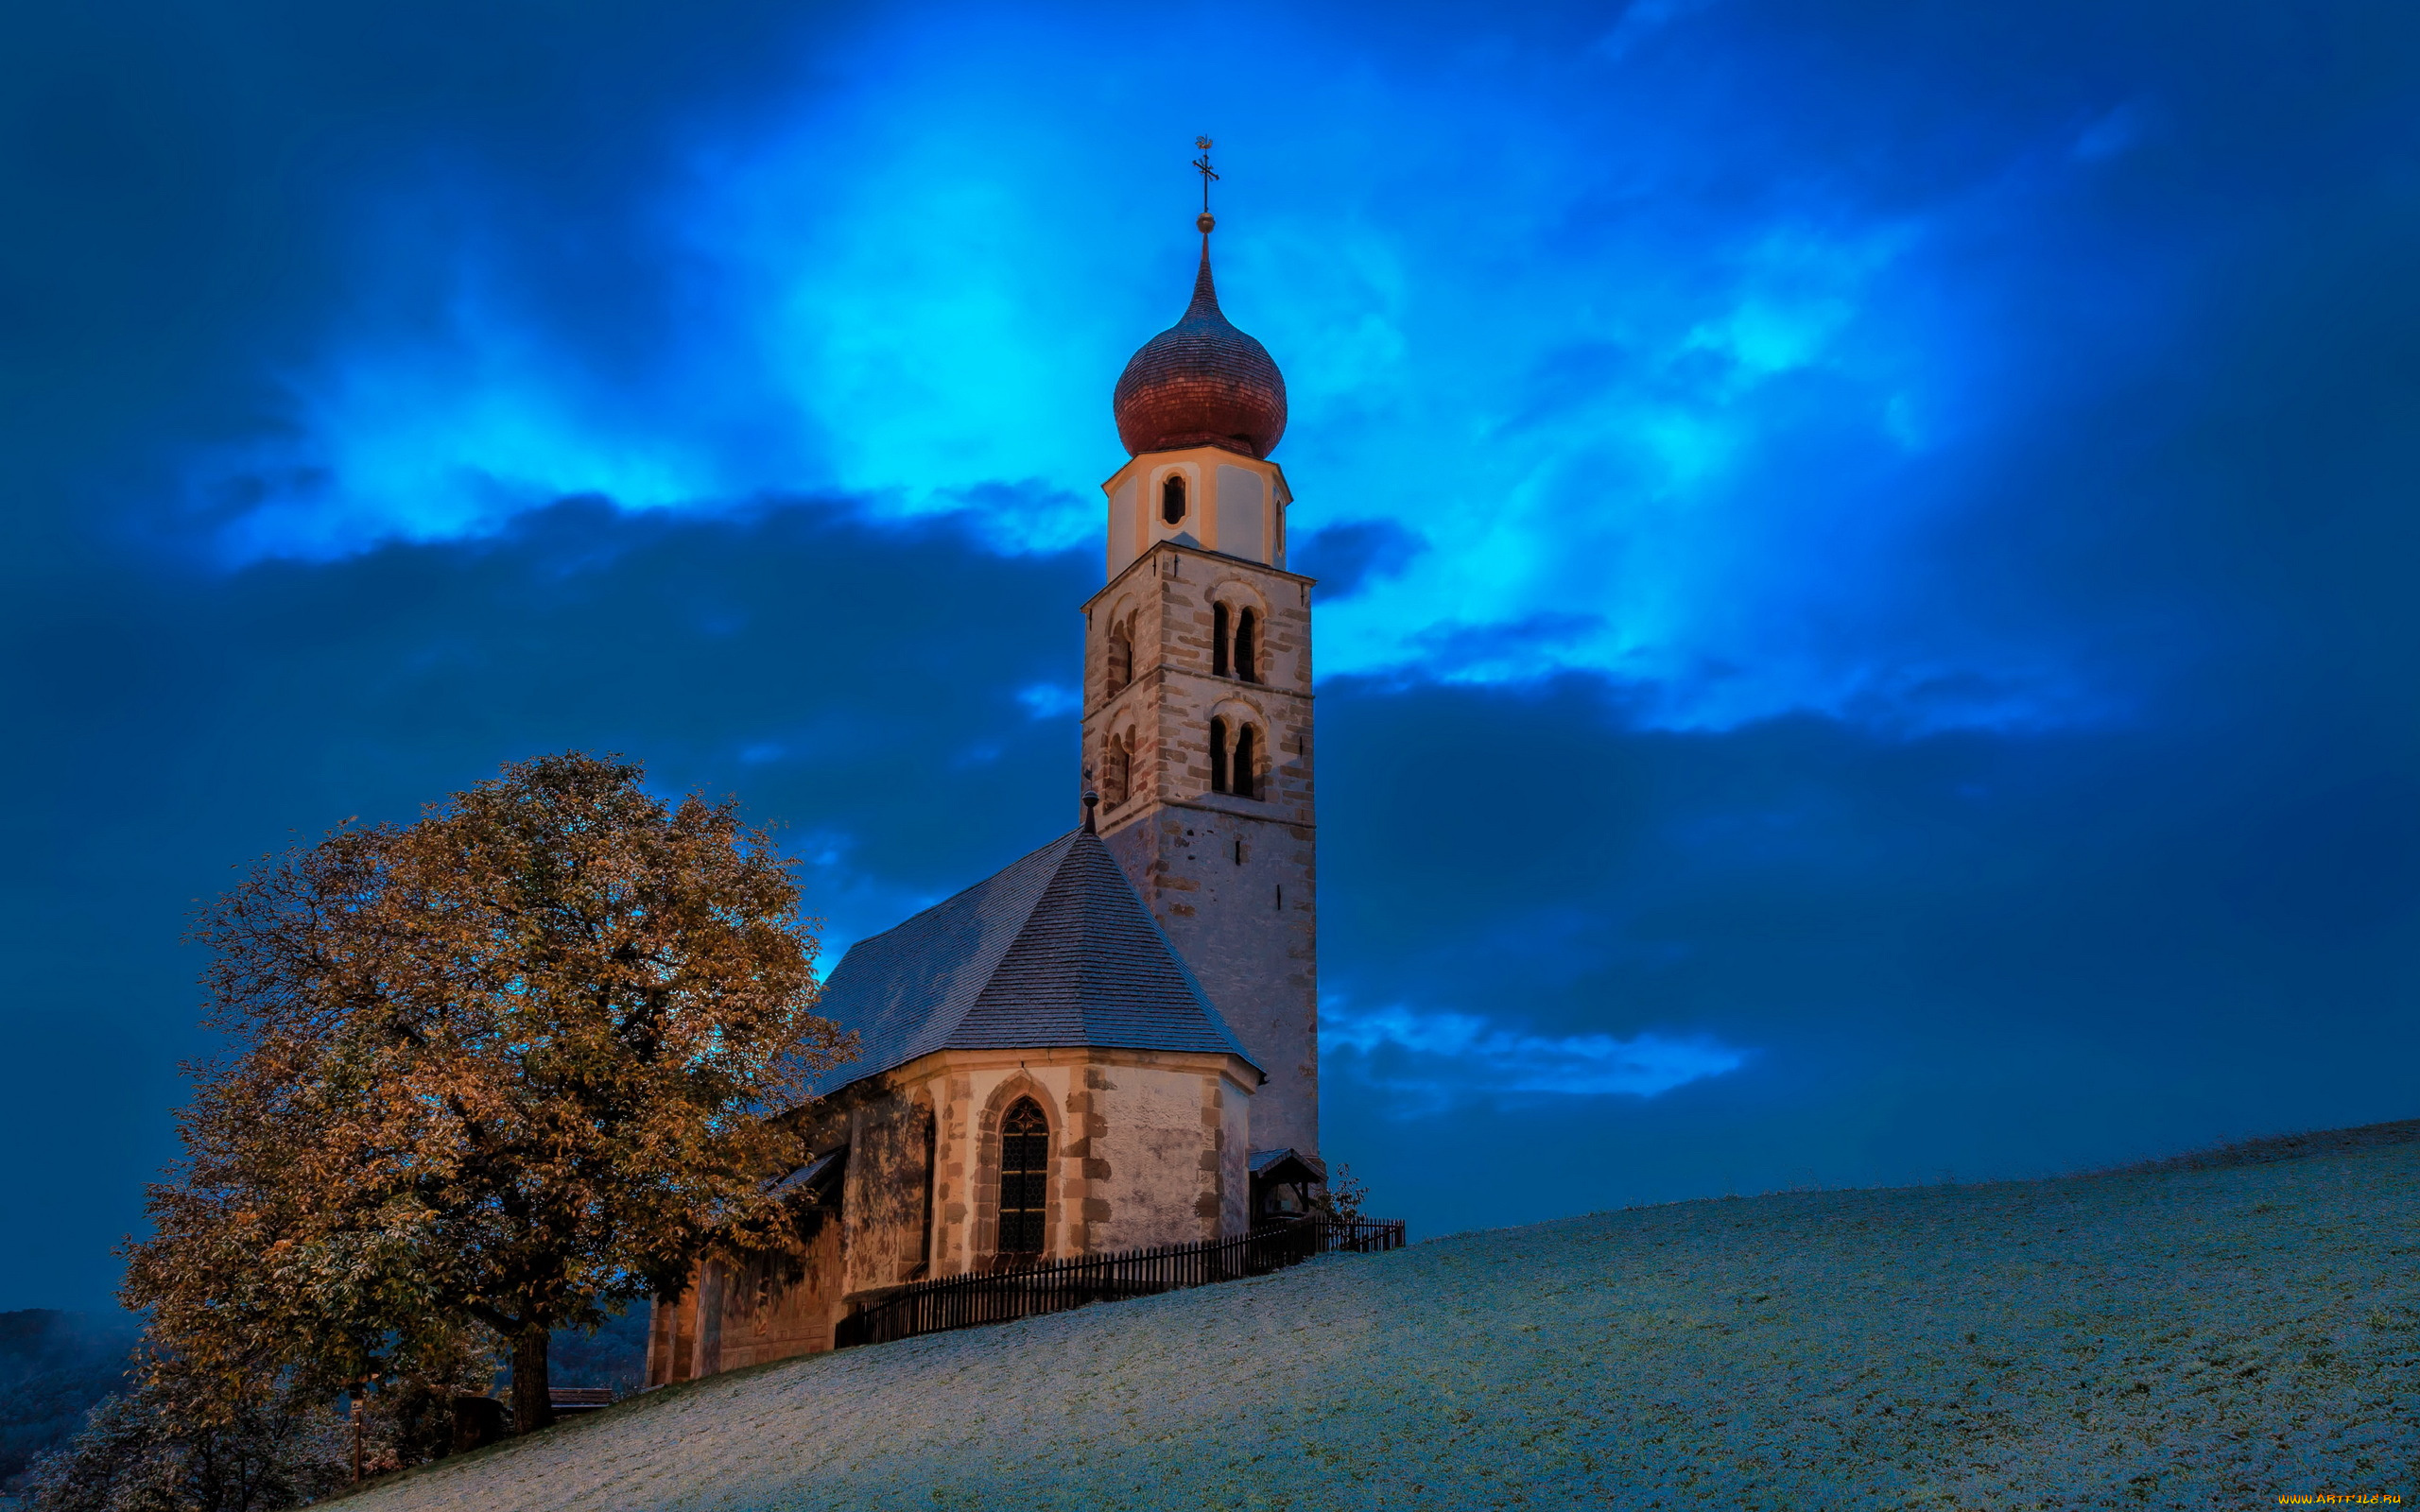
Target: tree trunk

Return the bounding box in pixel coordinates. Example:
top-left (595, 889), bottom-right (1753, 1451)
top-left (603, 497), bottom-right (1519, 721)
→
top-left (510, 1328), bottom-right (554, 1435)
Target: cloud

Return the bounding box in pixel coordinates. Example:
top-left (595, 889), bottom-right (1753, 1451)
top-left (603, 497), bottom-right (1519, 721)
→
top-left (1015, 682), bottom-right (1082, 720)
top-left (11, 0), bottom-right (2420, 1298)
top-left (1324, 1000), bottom-right (1753, 1104)
top-left (0, 495), bottom-right (1092, 1305)
top-left (1598, 0), bottom-right (1724, 61)
top-left (1310, 662), bottom-right (2420, 1233)
top-left (2072, 103), bottom-right (2146, 163)
top-left (1290, 520), bottom-right (1426, 603)
top-left (128, 0), bottom-right (2286, 739)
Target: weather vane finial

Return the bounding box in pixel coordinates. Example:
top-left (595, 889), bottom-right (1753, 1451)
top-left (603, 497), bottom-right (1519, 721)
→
top-left (1193, 136), bottom-right (1219, 235)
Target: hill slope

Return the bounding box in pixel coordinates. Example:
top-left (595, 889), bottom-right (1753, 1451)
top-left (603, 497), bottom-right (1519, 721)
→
top-left (340, 1137), bottom-right (2419, 1509)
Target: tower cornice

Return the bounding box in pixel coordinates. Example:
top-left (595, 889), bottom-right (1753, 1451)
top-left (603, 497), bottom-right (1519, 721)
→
top-left (1081, 537), bottom-right (1315, 619)
top-left (1096, 796), bottom-right (1317, 841)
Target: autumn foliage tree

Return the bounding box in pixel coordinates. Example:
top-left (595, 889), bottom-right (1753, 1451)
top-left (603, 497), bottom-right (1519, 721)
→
top-left (122, 753), bottom-right (853, 1435)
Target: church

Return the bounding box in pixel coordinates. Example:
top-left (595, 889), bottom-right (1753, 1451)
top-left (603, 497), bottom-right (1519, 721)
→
top-left (646, 190), bottom-right (1323, 1384)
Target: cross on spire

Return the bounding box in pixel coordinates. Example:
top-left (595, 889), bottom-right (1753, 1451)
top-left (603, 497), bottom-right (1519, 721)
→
top-left (1193, 136), bottom-right (1219, 234)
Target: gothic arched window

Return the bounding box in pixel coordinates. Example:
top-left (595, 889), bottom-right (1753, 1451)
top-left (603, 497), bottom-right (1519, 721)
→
top-left (1104, 735), bottom-right (1131, 807)
top-left (1208, 716), bottom-right (1229, 794)
top-left (1212, 602), bottom-right (1231, 677)
top-left (1161, 473), bottom-right (1187, 525)
top-left (1235, 608), bottom-right (1257, 683)
top-left (998, 1098), bottom-right (1049, 1259)
top-left (1233, 722), bottom-right (1257, 799)
top-left (1105, 621), bottom-right (1132, 695)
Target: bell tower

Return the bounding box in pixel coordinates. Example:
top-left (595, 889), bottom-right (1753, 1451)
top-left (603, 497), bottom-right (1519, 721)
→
top-left (1079, 151), bottom-right (1320, 1161)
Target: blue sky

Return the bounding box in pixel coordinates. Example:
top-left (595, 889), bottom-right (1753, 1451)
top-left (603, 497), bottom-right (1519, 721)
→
top-left (5, 0), bottom-right (2419, 1310)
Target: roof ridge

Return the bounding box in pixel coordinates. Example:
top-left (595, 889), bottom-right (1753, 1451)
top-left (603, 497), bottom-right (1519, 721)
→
top-left (828, 830), bottom-right (1080, 959)
top-left (811, 829), bottom-right (1257, 1097)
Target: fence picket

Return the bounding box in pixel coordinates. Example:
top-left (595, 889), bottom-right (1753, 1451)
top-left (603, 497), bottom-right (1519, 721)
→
top-left (831, 1218), bottom-right (1407, 1349)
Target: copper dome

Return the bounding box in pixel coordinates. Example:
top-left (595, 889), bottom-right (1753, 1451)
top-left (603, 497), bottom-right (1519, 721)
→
top-left (1113, 246), bottom-right (1287, 460)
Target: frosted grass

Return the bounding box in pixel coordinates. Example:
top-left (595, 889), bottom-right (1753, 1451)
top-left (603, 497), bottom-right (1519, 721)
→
top-left (336, 1144), bottom-right (2419, 1509)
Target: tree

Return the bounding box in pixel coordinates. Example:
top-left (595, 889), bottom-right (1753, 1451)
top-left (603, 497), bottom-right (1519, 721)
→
top-left (123, 753), bottom-right (852, 1435)
top-left (1311, 1162), bottom-right (1370, 1224)
top-left (22, 1359), bottom-right (348, 1512)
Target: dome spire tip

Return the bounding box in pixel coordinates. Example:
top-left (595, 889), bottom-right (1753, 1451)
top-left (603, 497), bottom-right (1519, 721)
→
top-left (1193, 136), bottom-right (1218, 236)
top-left (1110, 135), bottom-right (1286, 460)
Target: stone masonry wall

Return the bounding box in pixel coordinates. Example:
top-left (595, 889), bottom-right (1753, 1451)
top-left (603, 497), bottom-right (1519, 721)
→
top-left (1083, 540), bottom-right (1321, 1158)
top-left (838, 1092), bottom-right (935, 1297)
top-left (908, 1050), bottom-right (1252, 1272)
top-left (644, 1216), bottom-right (844, 1385)
top-left (647, 1047), bottom-right (1255, 1383)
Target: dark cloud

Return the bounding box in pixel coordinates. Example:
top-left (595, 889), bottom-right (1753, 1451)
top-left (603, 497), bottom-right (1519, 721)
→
top-left (0, 497), bottom-right (1087, 1310)
top-left (1291, 520), bottom-right (1426, 602)
top-left (1320, 675), bottom-right (2420, 1234)
top-left (0, 0), bottom-right (833, 548)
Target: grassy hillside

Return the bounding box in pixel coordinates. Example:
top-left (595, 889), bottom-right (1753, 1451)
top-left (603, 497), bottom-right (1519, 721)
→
top-left (336, 1131), bottom-right (2418, 1510)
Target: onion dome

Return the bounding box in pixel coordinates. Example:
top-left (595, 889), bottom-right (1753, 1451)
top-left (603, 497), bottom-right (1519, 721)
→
top-left (1113, 241), bottom-right (1288, 460)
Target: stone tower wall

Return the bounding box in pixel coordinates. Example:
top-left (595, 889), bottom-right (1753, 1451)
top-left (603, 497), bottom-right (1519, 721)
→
top-left (1081, 537), bottom-right (1320, 1158)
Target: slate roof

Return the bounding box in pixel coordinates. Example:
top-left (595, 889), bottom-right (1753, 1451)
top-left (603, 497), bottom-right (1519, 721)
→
top-left (810, 830), bottom-right (1259, 1095)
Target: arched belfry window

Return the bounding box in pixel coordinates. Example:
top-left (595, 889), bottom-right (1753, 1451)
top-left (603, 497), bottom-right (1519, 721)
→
top-left (998, 1098), bottom-right (1048, 1259)
top-left (1212, 602), bottom-right (1231, 677)
top-left (1104, 733), bottom-right (1132, 807)
top-left (1235, 608), bottom-right (1258, 683)
top-left (1208, 717), bottom-right (1259, 799)
top-left (1105, 621), bottom-right (1132, 695)
top-left (1161, 473), bottom-right (1187, 525)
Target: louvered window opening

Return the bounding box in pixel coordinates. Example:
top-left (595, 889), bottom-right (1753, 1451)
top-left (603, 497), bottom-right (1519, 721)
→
top-left (997, 1099), bottom-right (1049, 1258)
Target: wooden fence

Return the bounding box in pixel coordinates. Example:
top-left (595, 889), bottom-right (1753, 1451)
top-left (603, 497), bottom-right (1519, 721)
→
top-left (835, 1217), bottom-right (1406, 1349)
